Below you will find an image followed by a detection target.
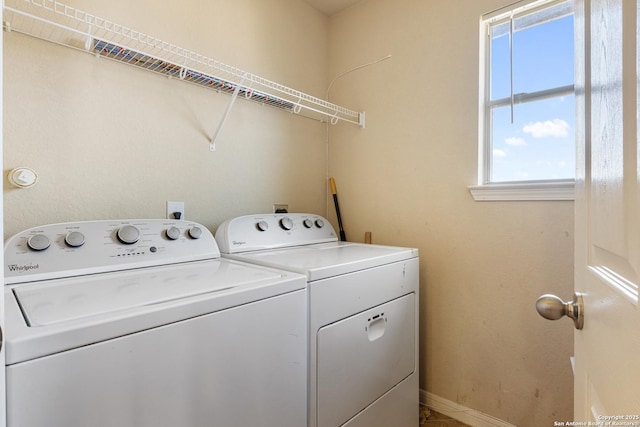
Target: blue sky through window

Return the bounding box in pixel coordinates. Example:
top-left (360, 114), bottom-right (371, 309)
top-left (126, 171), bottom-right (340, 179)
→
top-left (488, 12), bottom-right (575, 183)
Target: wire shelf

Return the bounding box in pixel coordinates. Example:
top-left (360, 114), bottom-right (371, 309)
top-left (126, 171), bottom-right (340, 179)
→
top-left (3, 0), bottom-right (365, 127)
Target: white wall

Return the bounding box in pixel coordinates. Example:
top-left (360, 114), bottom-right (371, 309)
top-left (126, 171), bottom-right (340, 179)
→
top-left (3, 0), bottom-right (330, 239)
top-left (327, 0), bottom-right (575, 425)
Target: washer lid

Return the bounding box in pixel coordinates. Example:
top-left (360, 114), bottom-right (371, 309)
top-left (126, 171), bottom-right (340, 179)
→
top-left (229, 242), bottom-right (418, 281)
top-left (6, 258), bottom-right (306, 365)
top-left (13, 259), bottom-right (289, 327)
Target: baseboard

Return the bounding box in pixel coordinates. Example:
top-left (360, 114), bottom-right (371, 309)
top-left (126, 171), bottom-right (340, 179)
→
top-left (420, 390), bottom-right (517, 427)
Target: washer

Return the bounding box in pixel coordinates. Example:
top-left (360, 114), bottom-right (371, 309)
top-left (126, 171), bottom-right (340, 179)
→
top-left (4, 219), bottom-right (307, 427)
top-left (215, 213), bottom-right (419, 427)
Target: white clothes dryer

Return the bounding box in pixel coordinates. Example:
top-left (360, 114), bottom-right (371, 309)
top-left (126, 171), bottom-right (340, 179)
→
top-left (4, 219), bottom-right (307, 427)
top-left (215, 213), bottom-right (419, 427)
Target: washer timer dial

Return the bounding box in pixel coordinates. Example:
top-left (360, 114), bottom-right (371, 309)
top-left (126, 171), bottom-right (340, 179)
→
top-left (116, 225), bottom-right (141, 244)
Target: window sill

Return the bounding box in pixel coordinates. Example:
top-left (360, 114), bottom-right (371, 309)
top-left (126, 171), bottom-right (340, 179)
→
top-left (468, 181), bottom-right (575, 201)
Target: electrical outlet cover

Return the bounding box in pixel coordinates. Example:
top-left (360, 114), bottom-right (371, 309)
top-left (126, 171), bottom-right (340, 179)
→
top-left (167, 201), bottom-right (185, 220)
top-left (273, 204), bottom-right (288, 213)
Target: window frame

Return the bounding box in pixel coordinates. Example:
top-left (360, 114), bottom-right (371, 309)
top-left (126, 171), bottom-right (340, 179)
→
top-left (472, 0), bottom-right (575, 201)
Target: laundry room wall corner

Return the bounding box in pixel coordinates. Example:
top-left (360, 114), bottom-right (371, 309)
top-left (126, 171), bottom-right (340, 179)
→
top-left (327, 0), bottom-right (575, 426)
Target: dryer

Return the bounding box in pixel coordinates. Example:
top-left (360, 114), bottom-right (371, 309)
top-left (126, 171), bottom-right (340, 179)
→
top-left (4, 219), bottom-right (307, 427)
top-left (215, 213), bottom-right (419, 427)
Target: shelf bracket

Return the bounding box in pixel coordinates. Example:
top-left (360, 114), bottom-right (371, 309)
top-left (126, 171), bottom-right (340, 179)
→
top-left (210, 75), bottom-right (247, 151)
top-left (358, 112), bottom-right (366, 128)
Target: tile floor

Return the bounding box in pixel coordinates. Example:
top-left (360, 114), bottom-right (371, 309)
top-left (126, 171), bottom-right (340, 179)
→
top-left (420, 406), bottom-right (471, 427)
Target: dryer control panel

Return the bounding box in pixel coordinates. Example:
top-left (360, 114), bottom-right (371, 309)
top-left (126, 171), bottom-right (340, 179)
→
top-left (5, 219), bottom-right (220, 284)
top-left (215, 213), bottom-right (338, 253)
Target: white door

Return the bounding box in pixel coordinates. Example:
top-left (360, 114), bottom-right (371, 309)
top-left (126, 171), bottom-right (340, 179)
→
top-left (574, 0), bottom-right (640, 419)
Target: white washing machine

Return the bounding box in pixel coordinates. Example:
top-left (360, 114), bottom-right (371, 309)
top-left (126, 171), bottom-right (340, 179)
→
top-left (215, 213), bottom-right (419, 427)
top-left (4, 219), bottom-right (308, 427)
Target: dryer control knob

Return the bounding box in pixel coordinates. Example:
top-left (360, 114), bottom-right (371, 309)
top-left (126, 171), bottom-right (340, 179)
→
top-left (117, 225), bottom-right (140, 244)
top-left (27, 234), bottom-right (51, 251)
top-left (315, 219), bottom-right (325, 228)
top-left (166, 226), bottom-right (181, 240)
top-left (188, 227), bottom-right (203, 239)
top-left (303, 219), bottom-right (313, 228)
top-left (65, 231), bottom-right (85, 248)
top-left (256, 221), bottom-right (269, 232)
top-left (280, 217), bottom-right (294, 231)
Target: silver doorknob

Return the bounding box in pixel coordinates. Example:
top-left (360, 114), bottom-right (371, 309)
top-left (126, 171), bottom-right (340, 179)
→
top-left (536, 292), bottom-right (584, 330)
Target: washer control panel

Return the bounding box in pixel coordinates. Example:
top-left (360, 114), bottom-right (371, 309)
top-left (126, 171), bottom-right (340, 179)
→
top-left (5, 219), bottom-right (219, 284)
top-left (215, 213), bottom-right (337, 254)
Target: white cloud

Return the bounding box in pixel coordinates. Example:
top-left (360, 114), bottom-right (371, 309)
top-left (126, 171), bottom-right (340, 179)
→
top-left (493, 149), bottom-right (507, 158)
top-left (523, 119), bottom-right (569, 138)
top-left (505, 137), bottom-right (527, 146)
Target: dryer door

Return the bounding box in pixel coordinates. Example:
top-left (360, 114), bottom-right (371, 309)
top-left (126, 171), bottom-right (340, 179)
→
top-left (316, 293), bottom-right (415, 427)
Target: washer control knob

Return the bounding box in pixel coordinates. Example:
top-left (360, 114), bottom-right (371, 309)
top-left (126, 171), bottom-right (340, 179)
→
top-left (280, 217), bottom-right (294, 231)
top-left (303, 219), bottom-right (313, 229)
top-left (256, 221), bottom-right (269, 232)
top-left (27, 234), bottom-right (51, 251)
top-left (166, 226), bottom-right (181, 240)
top-left (188, 226), bottom-right (203, 239)
top-left (65, 231), bottom-right (85, 248)
top-left (315, 219), bottom-right (325, 228)
top-left (117, 225), bottom-right (140, 244)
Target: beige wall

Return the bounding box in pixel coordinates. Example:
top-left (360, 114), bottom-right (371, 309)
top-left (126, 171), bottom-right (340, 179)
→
top-left (3, 0), bottom-right (330, 238)
top-left (327, 0), bottom-right (575, 425)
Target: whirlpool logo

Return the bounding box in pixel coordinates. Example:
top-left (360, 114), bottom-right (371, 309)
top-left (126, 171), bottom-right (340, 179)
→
top-left (7, 263), bottom-right (40, 273)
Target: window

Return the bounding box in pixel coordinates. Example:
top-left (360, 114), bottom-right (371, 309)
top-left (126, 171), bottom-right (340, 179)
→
top-left (471, 0), bottom-right (575, 201)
